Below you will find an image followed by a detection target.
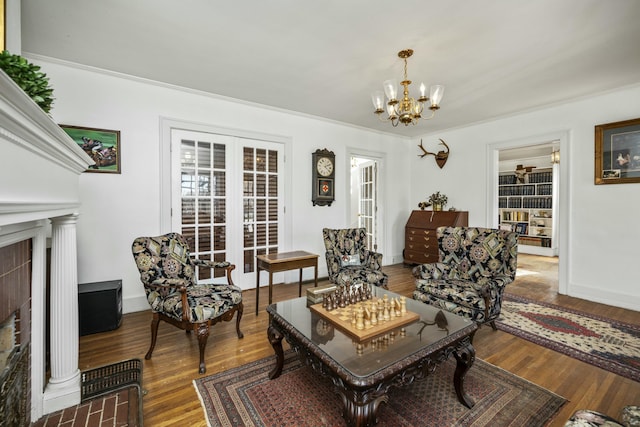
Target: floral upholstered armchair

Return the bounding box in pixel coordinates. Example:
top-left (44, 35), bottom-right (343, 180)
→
top-left (322, 228), bottom-right (388, 289)
top-left (563, 406), bottom-right (640, 427)
top-left (131, 233), bottom-right (243, 374)
top-left (412, 226), bottom-right (518, 329)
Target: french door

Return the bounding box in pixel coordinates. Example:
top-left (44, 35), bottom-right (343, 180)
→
top-left (357, 160), bottom-right (378, 251)
top-left (171, 129), bottom-right (284, 287)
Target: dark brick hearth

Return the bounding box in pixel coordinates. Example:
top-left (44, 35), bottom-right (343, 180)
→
top-left (0, 240), bottom-right (32, 427)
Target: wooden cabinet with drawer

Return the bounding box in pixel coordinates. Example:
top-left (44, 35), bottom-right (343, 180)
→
top-left (403, 210), bottom-right (469, 265)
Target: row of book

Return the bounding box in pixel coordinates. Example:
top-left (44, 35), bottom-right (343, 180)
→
top-left (502, 211), bottom-right (528, 222)
top-left (498, 183), bottom-right (553, 196)
top-left (522, 197), bottom-right (553, 209)
top-left (519, 236), bottom-right (552, 247)
top-left (499, 175), bottom-right (518, 185)
top-left (500, 197), bottom-right (552, 209)
top-left (499, 184), bottom-right (536, 196)
top-left (528, 171), bottom-right (553, 183)
top-left (498, 170), bottom-right (553, 185)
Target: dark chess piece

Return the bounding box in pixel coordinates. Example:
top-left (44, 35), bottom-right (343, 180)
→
top-left (327, 294), bottom-right (336, 311)
top-left (339, 293), bottom-right (346, 308)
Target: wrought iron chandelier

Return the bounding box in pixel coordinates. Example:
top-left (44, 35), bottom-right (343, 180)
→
top-left (371, 49), bottom-right (444, 127)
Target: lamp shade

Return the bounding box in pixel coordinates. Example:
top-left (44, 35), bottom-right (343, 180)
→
top-left (383, 79), bottom-right (398, 102)
top-left (386, 103), bottom-right (397, 119)
top-left (429, 85), bottom-right (445, 107)
top-left (371, 91), bottom-right (385, 112)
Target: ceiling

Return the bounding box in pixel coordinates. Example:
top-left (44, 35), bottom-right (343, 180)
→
top-left (21, 0), bottom-right (640, 138)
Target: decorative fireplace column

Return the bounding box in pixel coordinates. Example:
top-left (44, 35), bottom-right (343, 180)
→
top-left (43, 214), bottom-right (82, 413)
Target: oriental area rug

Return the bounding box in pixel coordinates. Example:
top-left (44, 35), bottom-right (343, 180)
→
top-left (194, 350), bottom-right (566, 427)
top-left (497, 294), bottom-right (640, 382)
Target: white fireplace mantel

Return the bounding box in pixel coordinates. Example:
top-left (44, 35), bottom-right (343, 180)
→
top-left (0, 69), bottom-right (93, 422)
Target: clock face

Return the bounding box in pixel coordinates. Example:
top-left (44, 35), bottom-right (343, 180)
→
top-left (316, 157), bottom-right (334, 177)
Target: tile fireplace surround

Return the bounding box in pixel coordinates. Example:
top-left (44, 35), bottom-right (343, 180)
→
top-left (0, 69), bottom-right (94, 425)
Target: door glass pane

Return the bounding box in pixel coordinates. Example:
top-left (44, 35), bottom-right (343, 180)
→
top-left (256, 174), bottom-right (266, 197)
top-left (198, 174), bottom-right (211, 196)
top-left (213, 143), bottom-right (225, 169)
top-left (244, 148), bottom-right (254, 171)
top-left (182, 228), bottom-right (196, 249)
top-left (243, 173), bottom-right (254, 196)
top-left (256, 199), bottom-right (266, 221)
top-left (244, 224), bottom-right (254, 248)
top-left (268, 199), bottom-right (278, 221)
top-left (182, 199), bottom-right (195, 225)
top-left (181, 140), bottom-right (195, 168)
top-left (213, 199), bottom-right (225, 223)
top-left (269, 223), bottom-right (278, 245)
top-left (197, 226), bottom-right (211, 252)
top-left (256, 224), bottom-right (267, 246)
top-left (198, 142), bottom-right (211, 169)
top-left (198, 199), bottom-right (211, 223)
top-left (213, 171), bottom-right (225, 197)
top-left (182, 171), bottom-right (195, 196)
top-left (256, 149), bottom-right (266, 172)
top-left (244, 199), bottom-right (254, 222)
top-left (268, 175), bottom-right (277, 197)
top-left (244, 249), bottom-right (254, 273)
top-left (214, 226), bottom-right (225, 250)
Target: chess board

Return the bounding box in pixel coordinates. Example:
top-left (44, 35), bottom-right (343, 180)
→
top-left (309, 300), bottom-right (420, 342)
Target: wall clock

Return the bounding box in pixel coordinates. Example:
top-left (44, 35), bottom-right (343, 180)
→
top-left (312, 148), bottom-right (335, 206)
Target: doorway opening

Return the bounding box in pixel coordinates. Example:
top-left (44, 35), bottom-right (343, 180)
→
top-left (349, 153), bottom-right (384, 254)
top-left (493, 139), bottom-right (563, 295)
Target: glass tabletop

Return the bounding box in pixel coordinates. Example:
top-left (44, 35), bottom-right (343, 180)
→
top-left (267, 286), bottom-right (476, 378)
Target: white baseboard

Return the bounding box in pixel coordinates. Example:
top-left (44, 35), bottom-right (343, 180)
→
top-left (123, 295), bottom-right (151, 314)
top-left (568, 283), bottom-right (639, 312)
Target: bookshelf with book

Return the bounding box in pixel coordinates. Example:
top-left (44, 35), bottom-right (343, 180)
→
top-left (498, 168), bottom-right (556, 256)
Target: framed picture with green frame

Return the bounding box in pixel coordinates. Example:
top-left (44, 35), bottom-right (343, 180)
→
top-left (60, 124), bottom-right (121, 174)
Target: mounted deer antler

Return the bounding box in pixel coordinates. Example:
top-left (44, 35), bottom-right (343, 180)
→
top-left (418, 139), bottom-right (450, 169)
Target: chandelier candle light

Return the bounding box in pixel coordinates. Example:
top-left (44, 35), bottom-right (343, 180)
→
top-left (371, 49), bottom-right (444, 127)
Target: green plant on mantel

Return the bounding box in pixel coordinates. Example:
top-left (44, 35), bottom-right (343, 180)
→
top-left (0, 50), bottom-right (54, 113)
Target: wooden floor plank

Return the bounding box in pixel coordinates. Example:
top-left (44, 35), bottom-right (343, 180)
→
top-left (78, 254), bottom-right (639, 427)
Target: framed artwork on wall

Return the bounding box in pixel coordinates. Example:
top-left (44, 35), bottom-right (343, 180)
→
top-left (60, 125), bottom-right (121, 174)
top-left (595, 117), bottom-right (640, 185)
top-left (1, 0), bottom-right (5, 51)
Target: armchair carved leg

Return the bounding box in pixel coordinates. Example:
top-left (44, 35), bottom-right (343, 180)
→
top-left (197, 322), bottom-right (211, 374)
top-left (235, 303), bottom-right (244, 339)
top-left (146, 313), bottom-right (161, 360)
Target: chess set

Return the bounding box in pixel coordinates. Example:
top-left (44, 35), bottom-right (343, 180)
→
top-left (309, 283), bottom-right (420, 342)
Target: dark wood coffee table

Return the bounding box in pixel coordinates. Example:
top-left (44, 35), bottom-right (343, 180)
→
top-left (266, 287), bottom-right (477, 427)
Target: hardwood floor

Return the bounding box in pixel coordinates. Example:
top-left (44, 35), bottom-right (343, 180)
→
top-left (78, 254), bottom-right (639, 426)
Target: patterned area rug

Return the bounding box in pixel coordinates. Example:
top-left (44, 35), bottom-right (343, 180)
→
top-left (194, 350), bottom-right (565, 427)
top-left (497, 294), bottom-right (640, 382)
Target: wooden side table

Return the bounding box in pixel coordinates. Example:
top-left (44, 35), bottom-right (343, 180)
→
top-left (255, 250), bottom-right (318, 315)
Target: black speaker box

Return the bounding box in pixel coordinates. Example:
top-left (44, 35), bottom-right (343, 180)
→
top-left (78, 280), bottom-right (123, 336)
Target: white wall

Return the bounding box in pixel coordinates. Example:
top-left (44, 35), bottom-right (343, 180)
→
top-left (27, 57), bottom-right (640, 313)
top-left (33, 58), bottom-right (412, 313)
top-left (411, 85), bottom-right (640, 311)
